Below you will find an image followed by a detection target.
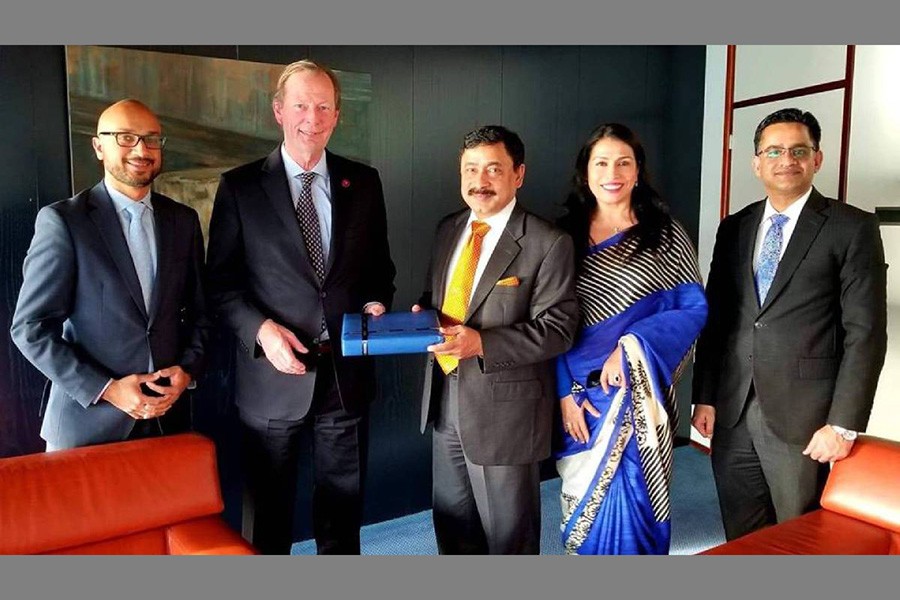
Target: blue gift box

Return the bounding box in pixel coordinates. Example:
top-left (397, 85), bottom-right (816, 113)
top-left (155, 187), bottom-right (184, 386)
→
top-left (341, 310), bottom-right (444, 356)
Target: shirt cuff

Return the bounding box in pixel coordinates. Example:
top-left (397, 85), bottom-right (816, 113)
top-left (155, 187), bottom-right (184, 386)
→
top-left (93, 378), bottom-right (114, 404)
top-left (830, 424), bottom-right (858, 440)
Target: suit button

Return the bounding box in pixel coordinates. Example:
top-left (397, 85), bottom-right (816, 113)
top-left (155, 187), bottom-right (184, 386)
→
top-left (320, 292), bottom-right (327, 298)
top-left (754, 322), bottom-right (762, 329)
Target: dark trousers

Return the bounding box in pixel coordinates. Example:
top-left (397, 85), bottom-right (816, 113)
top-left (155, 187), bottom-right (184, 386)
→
top-left (431, 373), bottom-right (541, 555)
top-left (711, 387), bottom-right (829, 540)
top-left (240, 364), bottom-right (368, 555)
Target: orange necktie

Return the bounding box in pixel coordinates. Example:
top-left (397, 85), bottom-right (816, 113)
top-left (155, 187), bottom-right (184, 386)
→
top-left (437, 220), bottom-right (491, 374)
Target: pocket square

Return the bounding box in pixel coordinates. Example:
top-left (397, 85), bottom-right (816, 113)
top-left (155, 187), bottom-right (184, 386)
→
top-left (497, 276), bottom-right (520, 287)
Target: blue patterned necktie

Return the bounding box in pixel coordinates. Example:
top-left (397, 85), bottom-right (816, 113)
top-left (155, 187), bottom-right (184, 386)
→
top-left (124, 201), bottom-right (156, 312)
top-left (755, 213), bottom-right (790, 305)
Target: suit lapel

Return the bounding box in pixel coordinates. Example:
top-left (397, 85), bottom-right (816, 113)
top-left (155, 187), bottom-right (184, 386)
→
top-left (149, 194), bottom-right (174, 325)
top-left (433, 211), bottom-right (469, 310)
top-left (260, 148), bottom-right (321, 283)
top-left (465, 206), bottom-right (523, 321)
top-left (324, 150), bottom-right (350, 280)
top-left (87, 183), bottom-right (148, 319)
top-left (760, 189), bottom-right (828, 313)
top-left (739, 201), bottom-right (765, 307)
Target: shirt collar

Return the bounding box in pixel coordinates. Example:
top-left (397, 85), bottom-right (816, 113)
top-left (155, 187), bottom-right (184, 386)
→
top-left (466, 198), bottom-right (517, 231)
top-left (763, 187), bottom-right (811, 223)
top-left (281, 144), bottom-right (330, 184)
top-left (105, 181), bottom-right (153, 213)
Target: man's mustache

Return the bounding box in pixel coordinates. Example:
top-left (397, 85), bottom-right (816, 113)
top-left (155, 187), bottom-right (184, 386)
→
top-left (468, 187), bottom-right (495, 197)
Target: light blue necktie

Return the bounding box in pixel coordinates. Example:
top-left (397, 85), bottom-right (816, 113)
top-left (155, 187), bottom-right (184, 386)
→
top-left (124, 201), bottom-right (156, 312)
top-left (755, 213), bottom-right (790, 306)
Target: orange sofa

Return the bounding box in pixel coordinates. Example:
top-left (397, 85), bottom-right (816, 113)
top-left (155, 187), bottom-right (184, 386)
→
top-left (0, 432), bottom-right (256, 555)
top-left (701, 435), bottom-right (900, 554)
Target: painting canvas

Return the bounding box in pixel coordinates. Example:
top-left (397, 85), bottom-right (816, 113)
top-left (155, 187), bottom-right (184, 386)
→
top-left (65, 46), bottom-right (372, 243)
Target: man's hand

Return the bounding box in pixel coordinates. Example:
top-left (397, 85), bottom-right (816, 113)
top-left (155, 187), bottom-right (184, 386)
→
top-left (802, 424), bottom-right (854, 463)
top-left (364, 302), bottom-right (386, 316)
top-left (102, 373), bottom-right (163, 420)
top-left (427, 325), bottom-right (483, 361)
top-left (143, 365), bottom-right (192, 417)
top-left (257, 318), bottom-right (308, 375)
top-left (692, 404), bottom-right (716, 439)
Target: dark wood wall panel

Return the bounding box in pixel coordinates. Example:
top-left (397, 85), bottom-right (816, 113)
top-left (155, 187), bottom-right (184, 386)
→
top-left (499, 45), bottom-right (581, 222)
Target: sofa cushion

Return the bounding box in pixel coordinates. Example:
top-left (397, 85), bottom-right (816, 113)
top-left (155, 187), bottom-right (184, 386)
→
top-left (820, 435), bottom-right (900, 533)
top-left (701, 509), bottom-right (895, 555)
top-left (46, 529), bottom-right (169, 555)
top-left (0, 433), bottom-right (224, 554)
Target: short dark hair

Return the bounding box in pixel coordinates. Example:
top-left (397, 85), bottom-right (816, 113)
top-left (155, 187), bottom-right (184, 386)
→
top-left (753, 108), bottom-right (821, 153)
top-left (461, 125), bottom-right (525, 168)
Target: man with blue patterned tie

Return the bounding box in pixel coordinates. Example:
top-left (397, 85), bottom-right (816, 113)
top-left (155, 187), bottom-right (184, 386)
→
top-left (691, 108), bottom-right (888, 540)
top-left (11, 99), bottom-right (209, 451)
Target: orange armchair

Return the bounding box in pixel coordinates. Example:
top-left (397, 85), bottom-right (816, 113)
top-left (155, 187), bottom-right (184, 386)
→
top-left (0, 432), bottom-right (257, 555)
top-left (701, 435), bottom-right (900, 555)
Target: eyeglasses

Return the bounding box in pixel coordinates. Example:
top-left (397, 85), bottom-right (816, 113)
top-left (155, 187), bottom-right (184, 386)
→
top-left (756, 145), bottom-right (817, 160)
top-left (97, 131), bottom-right (167, 149)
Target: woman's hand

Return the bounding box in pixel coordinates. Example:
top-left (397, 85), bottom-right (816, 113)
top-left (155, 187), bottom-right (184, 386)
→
top-left (560, 394), bottom-right (601, 444)
top-left (598, 345), bottom-right (625, 394)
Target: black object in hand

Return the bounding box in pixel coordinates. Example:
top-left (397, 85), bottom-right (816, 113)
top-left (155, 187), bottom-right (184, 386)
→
top-left (293, 347), bottom-right (321, 369)
top-left (140, 376), bottom-right (171, 398)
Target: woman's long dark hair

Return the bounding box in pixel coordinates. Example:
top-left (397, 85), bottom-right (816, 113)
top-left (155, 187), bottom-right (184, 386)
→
top-left (557, 123), bottom-right (672, 263)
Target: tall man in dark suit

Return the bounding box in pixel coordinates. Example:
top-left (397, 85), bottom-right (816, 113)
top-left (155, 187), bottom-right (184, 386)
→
top-left (206, 60), bottom-right (396, 555)
top-left (414, 125), bottom-right (578, 554)
top-left (692, 108), bottom-right (887, 540)
top-left (11, 99), bottom-right (208, 451)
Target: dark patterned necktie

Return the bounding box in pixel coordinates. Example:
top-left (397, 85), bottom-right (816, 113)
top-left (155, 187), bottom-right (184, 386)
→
top-left (295, 171), bottom-right (325, 281)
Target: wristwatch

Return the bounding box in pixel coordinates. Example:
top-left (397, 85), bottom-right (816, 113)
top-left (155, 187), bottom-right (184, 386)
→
top-left (831, 425), bottom-right (858, 441)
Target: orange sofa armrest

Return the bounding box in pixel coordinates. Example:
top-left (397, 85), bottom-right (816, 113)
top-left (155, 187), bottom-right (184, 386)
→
top-left (820, 435), bottom-right (900, 533)
top-left (166, 517), bottom-right (258, 555)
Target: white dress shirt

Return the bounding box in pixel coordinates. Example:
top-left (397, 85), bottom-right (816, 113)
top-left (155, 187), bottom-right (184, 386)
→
top-left (752, 187), bottom-right (811, 274)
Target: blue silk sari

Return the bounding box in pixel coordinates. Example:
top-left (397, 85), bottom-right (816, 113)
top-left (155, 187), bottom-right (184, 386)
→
top-left (555, 222), bottom-right (707, 555)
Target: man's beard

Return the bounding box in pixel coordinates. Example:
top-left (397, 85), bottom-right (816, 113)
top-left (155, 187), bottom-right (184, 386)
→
top-left (108, 158), bottom-right (161, 188)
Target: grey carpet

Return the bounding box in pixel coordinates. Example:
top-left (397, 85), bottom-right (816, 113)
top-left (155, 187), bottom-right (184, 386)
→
top-left (292, 444), bottom-right (725, 555)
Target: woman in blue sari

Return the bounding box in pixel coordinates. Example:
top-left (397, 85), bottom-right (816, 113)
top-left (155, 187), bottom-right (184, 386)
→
top-left (555, 124), bottom-right (707, 555)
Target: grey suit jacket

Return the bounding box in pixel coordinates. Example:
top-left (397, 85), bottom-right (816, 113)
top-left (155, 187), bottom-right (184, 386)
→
top-left (205, 148), bottom-right (396, 421)
top-left (692, 188), bottom-right (887, 443)
top-left (11, 183), bottom-right (209, 448)
top-left (419, 204), bottom-right (579, 465)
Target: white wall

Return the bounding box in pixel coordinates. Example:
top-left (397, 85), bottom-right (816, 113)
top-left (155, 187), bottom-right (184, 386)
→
top-left (693, 45), bottom-right (900, 445)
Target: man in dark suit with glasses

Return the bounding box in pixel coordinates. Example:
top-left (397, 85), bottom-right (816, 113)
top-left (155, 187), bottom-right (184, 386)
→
top-left (692, 108), bottom-right (888, 540)
top-left (12, 98), bottom-right (209, 450)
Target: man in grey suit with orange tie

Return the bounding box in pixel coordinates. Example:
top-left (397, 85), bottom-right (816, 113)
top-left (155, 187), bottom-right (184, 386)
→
top-left (414, 125), bottom-right (578, 554)
top-left (692, 108), bottom-right (888, 540)
top-left (11, 99), bottom-right (208, 451)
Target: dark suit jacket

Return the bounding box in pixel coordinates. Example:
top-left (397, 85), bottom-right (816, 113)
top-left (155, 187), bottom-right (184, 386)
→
top-left (419, 205), bottom-right (579, 465)
top-left (205, 148), bottom-right (396, 421)
top-left (11, 183), bottom-right (209, 448)
top-left (692, 188), bottom-right (887, 444)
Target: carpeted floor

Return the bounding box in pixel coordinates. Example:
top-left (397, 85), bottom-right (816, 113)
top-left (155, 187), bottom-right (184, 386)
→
top-left (292, 444), bottom-right (725, 555)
